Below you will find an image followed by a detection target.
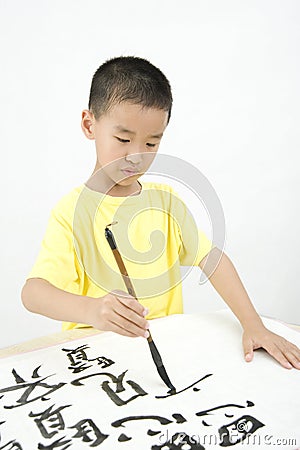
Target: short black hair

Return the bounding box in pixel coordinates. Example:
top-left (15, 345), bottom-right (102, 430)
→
top-left (88, 56), bottom-right (173, 123)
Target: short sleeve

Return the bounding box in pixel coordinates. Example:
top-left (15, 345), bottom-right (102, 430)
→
top-left (169, 187), bottom-right (214, 266)
top-left (27, 201), bottom-right (80, 293)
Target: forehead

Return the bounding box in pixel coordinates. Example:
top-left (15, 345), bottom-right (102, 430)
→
top-left (103, 102), bottom-right (168, 136)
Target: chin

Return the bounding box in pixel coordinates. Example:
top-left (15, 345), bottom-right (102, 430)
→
top-left (118, 176), bottom-right (140, 185)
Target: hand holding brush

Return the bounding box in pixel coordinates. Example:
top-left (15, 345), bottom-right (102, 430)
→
top-left (105, 222), bottom-right (176, 394)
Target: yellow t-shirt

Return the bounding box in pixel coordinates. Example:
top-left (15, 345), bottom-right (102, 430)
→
top-left (27, 181), bottom-right (213, 330)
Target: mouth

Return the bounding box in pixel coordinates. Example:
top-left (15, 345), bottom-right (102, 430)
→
top-left (120, 168), bottom-right (140, 177)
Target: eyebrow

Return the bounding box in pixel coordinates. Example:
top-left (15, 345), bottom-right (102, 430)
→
top-left (113, 125), bottom-right (163, 139)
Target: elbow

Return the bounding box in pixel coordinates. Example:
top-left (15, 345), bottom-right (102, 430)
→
top-left (21, 279), bottom-right (37, 312)
top-left (199, 246), bottom-right (224, 274)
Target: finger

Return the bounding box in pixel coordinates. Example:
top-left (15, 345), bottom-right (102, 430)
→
top-left (105, 320), bottom-right (141, 338)
top-left (107, 296), bottom-right (150, 337)
top-left (109, 314), bottom-right (150, 338)
top-left (109, 291), bottom-right (149, 331)
top-left (112, 300), bottom-right (149, 332)
top-left (282, 349), bottom-right (300, 370)
top-left (111, 289), bottom-right (147, 317)
top-left (96, 294), bottom-right (147, 335)
top-left (242, 336), bottom-right (254, 362)
top-left (266, 337), bottom-right (300, 369)
top-left (265, 344), bottom-right (293, 369)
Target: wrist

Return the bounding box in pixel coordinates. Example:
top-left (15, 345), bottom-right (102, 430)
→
top-left (240, 314), bottom-right (265, 332)
top-left (81, 296), bottom-right (97, 327)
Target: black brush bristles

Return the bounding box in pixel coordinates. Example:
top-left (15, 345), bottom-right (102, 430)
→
top-left (148, 339), bottom-right (176, 394)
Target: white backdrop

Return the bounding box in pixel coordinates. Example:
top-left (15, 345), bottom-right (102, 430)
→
top-left (0, 0), bottom-right (299, 348)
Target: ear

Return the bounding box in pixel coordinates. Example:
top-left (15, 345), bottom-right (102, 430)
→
top-left (81, 109), bottom-right (96, 140)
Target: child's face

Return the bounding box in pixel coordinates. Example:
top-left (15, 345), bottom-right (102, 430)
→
top-left (82, 102), bottom-right (169, 195)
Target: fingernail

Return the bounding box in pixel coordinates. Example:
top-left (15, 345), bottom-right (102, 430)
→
top-left (245, 353), bottom-right (251, 362)
top-left (144, 331), bottom-right (149, 338)
top-left (143, 308), bottom-right (149, 317)
top-left (285, 362), bottom-right (292, 369)
top-left (145, 321), bottom-right (150, 329)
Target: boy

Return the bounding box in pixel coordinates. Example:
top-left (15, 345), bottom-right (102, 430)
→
top-left (22, 56), bottom-right (300, 370)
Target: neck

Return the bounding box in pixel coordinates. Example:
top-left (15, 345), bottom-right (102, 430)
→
top-left (86, 166), bottom-right (142, 197)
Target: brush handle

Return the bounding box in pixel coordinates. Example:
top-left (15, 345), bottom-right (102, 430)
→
top-left (110, 247), bottom-right (154, 342)
top-left (105, 226), bottom-right (176, 393)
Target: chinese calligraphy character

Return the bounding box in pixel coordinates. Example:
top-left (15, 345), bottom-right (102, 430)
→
top-left (72, 370), bottom-right (147, 406)
top-left (69, 419), bottom-right (108, 446)
top-left (0, 367), bottom-right (65, 409)
top-left (62, 345), bottom-right (114, 374)
top-left (29, 404), bottom-right (71, 438)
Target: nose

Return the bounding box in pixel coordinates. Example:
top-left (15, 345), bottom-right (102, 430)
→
top-left (124, 151), bottom-right (143, 165)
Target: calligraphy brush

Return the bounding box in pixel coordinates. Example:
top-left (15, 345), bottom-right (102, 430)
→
top-left (105, 222), bottom-right (176, 394)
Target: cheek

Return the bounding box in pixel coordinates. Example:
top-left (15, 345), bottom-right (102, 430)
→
top-left (142, 150), bottom-right (158, 168)
top-left (96, 139), bottom-right (124, 166)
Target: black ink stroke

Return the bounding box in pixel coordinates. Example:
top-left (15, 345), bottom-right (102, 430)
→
top-left (148, 430), bottom-right (161, 436)
top-left (0, 440), bottom-right (23, 449)
top-left (155, 374), bottom-right (213, 399)
top-left (37, 435), bottom-right (72, 450)
top-left (196, 400), bottom-right (254, 417)
top-left (118, 433), bottom-right (132, 442)
top-left (172, 414), bottom-right (187, 424)
top-left (111, 415), bottom-right (173, 428)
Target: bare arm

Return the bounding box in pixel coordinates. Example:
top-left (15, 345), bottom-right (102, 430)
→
top-left (21, 278), bottom-right (149, 338)
top-left (199, 247), bottom-right (262, 329)
top-left (199, 247), bottom-right (300, 369)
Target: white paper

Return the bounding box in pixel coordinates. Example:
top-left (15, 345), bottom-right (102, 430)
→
top-left (0, 310), bottom-right (299, 449)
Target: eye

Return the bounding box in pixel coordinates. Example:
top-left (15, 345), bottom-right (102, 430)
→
top-left (115, 137), bottom-right (130, 143)
top-left (146, 143), bottom-right (157, 148)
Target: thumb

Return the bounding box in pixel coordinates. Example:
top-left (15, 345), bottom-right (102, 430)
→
top-left (243, 335), bottom-right (254, 362)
